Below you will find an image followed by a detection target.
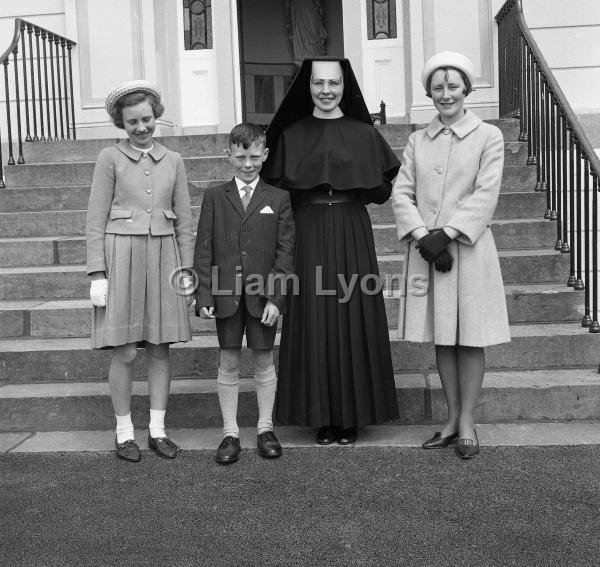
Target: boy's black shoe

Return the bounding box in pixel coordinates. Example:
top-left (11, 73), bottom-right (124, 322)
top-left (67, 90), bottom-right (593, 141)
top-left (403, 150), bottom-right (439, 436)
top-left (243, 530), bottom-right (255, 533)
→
top-left (257, 431), bottom-right (282, 459)
top-left (215, 436), bottom-right (241, 465)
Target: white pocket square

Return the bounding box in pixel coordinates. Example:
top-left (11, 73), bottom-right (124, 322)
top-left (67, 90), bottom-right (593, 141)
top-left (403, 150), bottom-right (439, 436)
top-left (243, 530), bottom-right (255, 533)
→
top-left (259, 206), bottom-right (274, 214)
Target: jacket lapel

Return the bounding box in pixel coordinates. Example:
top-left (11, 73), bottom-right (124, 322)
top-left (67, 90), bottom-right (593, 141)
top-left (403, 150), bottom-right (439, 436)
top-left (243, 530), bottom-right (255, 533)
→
top-left (223, 179), bottom-right (245, 218)
top-left (243, 179), bottom-right (267, 219)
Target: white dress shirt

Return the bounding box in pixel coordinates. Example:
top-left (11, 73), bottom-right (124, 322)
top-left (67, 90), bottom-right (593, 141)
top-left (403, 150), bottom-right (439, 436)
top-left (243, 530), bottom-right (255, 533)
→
top-left (234, 176), bottom-right (259, 200)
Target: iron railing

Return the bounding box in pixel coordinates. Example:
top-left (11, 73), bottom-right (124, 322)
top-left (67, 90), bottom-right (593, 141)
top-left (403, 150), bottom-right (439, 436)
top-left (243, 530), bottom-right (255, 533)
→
top-left (496, 0), bottom-right (600, 343)
top-left (0, 18), bottom-right (77, 188)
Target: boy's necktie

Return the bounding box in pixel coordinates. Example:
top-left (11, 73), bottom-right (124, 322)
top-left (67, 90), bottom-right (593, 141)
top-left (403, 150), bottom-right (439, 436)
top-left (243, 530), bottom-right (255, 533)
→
top-left (241, 186), bottom-right (252, 210)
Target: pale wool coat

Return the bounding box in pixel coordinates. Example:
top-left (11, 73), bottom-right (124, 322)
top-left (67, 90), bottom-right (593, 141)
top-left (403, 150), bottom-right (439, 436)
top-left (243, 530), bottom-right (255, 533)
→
top-left (392, 110), bottom-right (511, 346)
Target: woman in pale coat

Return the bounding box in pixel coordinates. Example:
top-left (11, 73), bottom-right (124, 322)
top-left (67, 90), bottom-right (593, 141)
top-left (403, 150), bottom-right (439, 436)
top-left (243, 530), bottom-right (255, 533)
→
top-left (392, 52), bottom-right (510, 459)
top-left (86, 80), bottom-right (195, 462)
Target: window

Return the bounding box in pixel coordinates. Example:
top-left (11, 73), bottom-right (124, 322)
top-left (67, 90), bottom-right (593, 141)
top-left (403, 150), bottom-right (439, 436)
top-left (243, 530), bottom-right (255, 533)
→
top-left (367, 0), bottom-right (397, 40)
top-left (183, 0), bottom-right (213, 50)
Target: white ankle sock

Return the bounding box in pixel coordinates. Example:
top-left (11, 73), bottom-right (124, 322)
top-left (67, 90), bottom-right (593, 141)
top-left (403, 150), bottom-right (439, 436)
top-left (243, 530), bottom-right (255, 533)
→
top-left (115, 413), bottom-right (135, 444)
top-left (149, 408), bottom-right (166, 439)
top-left (255, 366), bottom-right (277, 434)
top-left (217, 367), bottom-right (240, 438)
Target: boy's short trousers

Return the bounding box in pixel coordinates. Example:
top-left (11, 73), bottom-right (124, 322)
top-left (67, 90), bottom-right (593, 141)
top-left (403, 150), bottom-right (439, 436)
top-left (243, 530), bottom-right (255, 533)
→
top-left (216, 293), bottom-right (277, 350)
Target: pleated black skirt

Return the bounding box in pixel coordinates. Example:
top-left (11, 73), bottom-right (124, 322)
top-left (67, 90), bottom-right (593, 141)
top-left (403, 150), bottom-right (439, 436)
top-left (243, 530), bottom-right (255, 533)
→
top-left (275, 202), bottom-right (399, 428)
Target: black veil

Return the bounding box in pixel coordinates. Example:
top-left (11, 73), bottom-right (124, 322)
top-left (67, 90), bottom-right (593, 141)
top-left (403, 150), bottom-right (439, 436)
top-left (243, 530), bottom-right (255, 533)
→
top-left (265, 58), bottom-right (373, 158)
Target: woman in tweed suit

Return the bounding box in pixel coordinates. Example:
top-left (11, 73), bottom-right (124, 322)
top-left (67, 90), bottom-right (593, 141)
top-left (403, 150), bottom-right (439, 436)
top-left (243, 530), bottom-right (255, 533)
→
top-left (86, 81), bottom-right (195, 462)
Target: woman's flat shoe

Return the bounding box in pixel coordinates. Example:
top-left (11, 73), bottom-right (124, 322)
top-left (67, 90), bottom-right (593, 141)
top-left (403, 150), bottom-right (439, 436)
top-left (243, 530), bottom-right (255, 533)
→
top-left (316, 426), bottom-right (340, 445)
top-left (148, 434), bottom-right (179, 459)
top-left (421, 431), bottom-right (458, 449)
top-left (115, 437), bottom-right (141, 462)
top-left (456, 431), bottom-right (480, 460)
top-left (337, 427), bottom-right (358, 445)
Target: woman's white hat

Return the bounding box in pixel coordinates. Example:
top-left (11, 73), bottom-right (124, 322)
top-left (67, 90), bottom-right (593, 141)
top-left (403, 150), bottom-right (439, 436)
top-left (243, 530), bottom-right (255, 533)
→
top-left (421, 51), bottom-right (475, 90)
top-left (105, 80), bottom-right (161, 115)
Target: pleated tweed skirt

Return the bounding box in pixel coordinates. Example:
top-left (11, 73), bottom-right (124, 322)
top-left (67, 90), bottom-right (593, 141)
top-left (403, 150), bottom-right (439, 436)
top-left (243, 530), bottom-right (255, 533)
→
top-left (91, 234), bottom-right (192, 349)
top-left (276, 202), bottom-right (399, 428)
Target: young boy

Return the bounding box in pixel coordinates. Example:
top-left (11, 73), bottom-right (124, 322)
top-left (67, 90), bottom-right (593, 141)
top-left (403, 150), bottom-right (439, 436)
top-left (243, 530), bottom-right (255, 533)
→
top-left (193, 123), bottom-right (295, 464)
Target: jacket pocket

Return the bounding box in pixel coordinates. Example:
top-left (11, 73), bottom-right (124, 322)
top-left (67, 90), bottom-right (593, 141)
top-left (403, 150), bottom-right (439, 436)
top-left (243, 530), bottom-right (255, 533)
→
top-left (110, 209), bottom-right (133, 219)
top-left (163, 209), bottom-right (178, 220)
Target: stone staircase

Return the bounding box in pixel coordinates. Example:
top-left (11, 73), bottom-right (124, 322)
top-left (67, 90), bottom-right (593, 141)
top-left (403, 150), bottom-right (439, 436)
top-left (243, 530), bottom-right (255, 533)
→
top-left (1, 120), bottom-right (598, 433)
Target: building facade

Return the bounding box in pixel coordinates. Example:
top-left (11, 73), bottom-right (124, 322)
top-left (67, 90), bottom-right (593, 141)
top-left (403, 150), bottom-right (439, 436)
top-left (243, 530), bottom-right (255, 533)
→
top-left (0, 0), bottom-right (552, 139)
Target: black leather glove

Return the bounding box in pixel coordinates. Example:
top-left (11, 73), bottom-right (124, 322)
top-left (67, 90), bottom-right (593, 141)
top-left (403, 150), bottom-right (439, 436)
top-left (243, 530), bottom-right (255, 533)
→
top-left (416, 229), bottom-right (453, 262)
top-left (434, 248), bottom-right (453, 272)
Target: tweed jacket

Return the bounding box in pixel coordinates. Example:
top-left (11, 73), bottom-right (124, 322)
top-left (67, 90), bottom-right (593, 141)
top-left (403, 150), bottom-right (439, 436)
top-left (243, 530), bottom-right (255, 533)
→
top-left (193, 177), bottom-right (295, 319)
top-left (86, 140), bottom-right (194, 274)
top-left (391, 110), bottom-right (510, 346)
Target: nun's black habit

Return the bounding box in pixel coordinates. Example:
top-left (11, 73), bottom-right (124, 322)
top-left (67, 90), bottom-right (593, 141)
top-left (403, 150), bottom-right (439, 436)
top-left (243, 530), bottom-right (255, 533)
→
top-left (262, 58), bottom-right (400, 428)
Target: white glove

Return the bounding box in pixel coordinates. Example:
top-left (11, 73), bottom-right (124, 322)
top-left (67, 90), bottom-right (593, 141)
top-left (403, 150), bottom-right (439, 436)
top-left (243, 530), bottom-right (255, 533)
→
top-left (181, 275), bottom-right (195, 306)
top-left (90, 279), bottom-right (108, 307)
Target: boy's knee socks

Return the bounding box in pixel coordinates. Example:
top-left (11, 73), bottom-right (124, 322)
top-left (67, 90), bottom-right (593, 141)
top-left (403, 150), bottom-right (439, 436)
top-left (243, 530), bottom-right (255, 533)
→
top-left (255, 366), bottom-right (277, 434)
top-left (217, 367), bottom-right (240, 438)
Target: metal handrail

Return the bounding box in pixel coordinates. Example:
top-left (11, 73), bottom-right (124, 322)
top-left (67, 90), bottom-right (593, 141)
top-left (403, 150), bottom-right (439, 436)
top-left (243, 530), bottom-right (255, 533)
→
top-left (496, 0), bottom-right (600, 342)
top-left (496, 0), bottom-right (600, 179)
top-left (0, 18), bottom-right (77, 187)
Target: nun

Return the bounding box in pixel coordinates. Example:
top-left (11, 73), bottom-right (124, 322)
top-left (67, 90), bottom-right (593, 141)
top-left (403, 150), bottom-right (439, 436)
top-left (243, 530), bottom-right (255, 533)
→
top-left (262, 58), bottom-right (400, 445)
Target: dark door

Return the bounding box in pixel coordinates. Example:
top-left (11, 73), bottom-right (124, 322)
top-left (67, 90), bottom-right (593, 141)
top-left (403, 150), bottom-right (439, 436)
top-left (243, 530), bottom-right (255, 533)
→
top-left (238, 0), bottom-right (344, 126)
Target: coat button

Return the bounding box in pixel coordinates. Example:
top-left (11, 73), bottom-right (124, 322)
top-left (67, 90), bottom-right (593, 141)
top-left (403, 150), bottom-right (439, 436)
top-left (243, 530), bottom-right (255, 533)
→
top-left (432, 208), bottom-right (438, 214)
top-left (241, 251), bottom-right (247, 256)
top-left (142, 153), bottom-right (148, 158)
top-left (145, 170), bottom-right (150, 176)
top-left (145, 208), bottom-right (151, 213)
top-left (442, 128), bottom-right (449, 135)
top-left (436, 168), bottom-right (443, 174)
top-left (146, 189), bottom-right (151, 194)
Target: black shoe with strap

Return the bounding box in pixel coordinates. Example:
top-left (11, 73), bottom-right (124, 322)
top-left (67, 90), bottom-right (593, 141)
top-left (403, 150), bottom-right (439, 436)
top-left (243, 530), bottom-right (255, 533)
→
top-left (215, 436), bottom-right (241, 465)
top-left (115, 437), bottom-right (141, 462)
top-left (148, 434), bottom-right (179, 459)
top-left (257, 431), bottom-right (283, 459)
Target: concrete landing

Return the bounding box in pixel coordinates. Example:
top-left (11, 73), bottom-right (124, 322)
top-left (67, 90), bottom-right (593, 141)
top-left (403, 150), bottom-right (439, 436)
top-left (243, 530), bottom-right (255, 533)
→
top-left (3, 422), bottom-right (600, 453)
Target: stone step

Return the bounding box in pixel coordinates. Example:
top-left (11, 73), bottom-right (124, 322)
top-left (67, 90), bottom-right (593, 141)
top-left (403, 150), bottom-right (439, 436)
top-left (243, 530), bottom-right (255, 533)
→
top-left (373, 218), bottom-right (557, 254)
top-left (368, 191), bottom-right (547, 223)
top-left (0, 217), bottom-right (557, 265)
top-left (2, 155), bottom-right (536, 192)
top-left (0, 249), bottom-right (572, 300)
top-left (0, 367), bottom-right (598, 432)
top-left (0, 182), bottom-right (546, 220)
top-left (8, 120), bottom-right (519, 164)
top-left (378, 249), bottom-right (571, 287)
top-left (2, 157), bottom-right (232, 189)
top-left (0, 323), bottom-right (597, 383)
top-left (0, 182), bottom-right (220, 213)
top-left (0, 236), bottom-right (84, 267)
top-left (0, 284), bottom-right (581, 339)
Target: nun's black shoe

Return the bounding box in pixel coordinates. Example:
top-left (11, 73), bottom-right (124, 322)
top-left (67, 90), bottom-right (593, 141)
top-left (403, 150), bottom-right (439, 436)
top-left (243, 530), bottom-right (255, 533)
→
top-left (115, 438), bottom-right (141, 462)
top-left (337, 427), bottom-right (358, 445)
top-left (316, 426), bottom-right (340, 445)
top-left (422, 431), bottom-right (459, 449)
top-left (456, 431), bottom-right (480, 460)
top-left (216, 436), bottom-right (241, 464)
top-left (148, 434), bottom-right (179, 459)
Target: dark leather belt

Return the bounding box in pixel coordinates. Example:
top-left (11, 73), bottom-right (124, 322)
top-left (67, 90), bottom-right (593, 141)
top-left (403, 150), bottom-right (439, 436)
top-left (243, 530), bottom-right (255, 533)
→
top-left (292, 187), bottom-right (362, 207)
